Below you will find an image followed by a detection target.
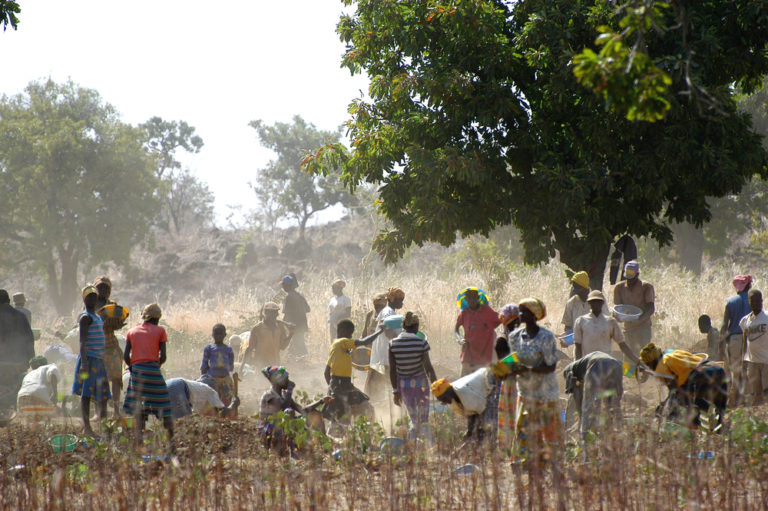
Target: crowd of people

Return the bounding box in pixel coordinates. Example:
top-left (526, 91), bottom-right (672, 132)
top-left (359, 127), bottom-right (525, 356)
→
top-left (0, 262), bottom-right (765, 460)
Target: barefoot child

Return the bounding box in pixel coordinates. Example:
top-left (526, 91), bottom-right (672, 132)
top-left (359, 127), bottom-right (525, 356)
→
top-left (73, 285), bottom-right (111, 437)
top-left (200, 323), bottom-right (235, 406)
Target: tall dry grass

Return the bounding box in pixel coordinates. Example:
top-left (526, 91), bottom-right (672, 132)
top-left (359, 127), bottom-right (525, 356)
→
top-left (17, 257), bottom-right (768, 509)
top-left (155, 259), bottom-right (747, 369)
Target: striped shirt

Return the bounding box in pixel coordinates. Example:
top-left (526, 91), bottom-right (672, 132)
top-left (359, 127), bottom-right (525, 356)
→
top-left (389, 333), bottom-right (430, 377)
top-left (79, 310), bottom-right (106, 359)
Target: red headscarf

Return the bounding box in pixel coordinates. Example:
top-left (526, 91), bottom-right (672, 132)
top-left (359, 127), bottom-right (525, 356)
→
top-left (733, 275), bottom-right (753, 293)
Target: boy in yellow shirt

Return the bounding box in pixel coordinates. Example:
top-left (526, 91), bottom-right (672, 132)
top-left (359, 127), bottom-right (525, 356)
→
top-left (324, 320), bottom-right (382, 422)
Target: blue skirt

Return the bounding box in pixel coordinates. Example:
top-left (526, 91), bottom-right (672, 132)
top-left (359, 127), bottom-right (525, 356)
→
top-left (72, 355), bottom-right (112, 401)
top-left (123, 362), bottom-right (172, 418)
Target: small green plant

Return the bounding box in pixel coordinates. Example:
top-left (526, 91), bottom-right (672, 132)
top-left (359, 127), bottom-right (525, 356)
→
top-left (346, 415), bottom-right (384, 455)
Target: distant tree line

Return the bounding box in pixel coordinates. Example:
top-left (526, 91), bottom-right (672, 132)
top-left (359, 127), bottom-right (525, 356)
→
top-left (0, 79), bottom-right (214, 313)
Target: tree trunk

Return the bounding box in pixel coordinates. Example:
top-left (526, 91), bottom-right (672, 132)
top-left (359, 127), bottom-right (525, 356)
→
top-left (298, 213), bottom-right (310, 241)
top-left (557, 236), bottom-right (611, 291)
top-left (47, 244), bottom-right (80, 316)
top-left (673, 222), bottom-right (704, 275)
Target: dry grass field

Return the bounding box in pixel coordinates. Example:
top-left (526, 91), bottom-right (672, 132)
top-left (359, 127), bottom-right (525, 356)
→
top-left (4, 259), bottom-right (768, 509)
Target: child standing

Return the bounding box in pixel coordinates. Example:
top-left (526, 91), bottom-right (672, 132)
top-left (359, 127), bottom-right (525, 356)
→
top-left (698, 314), bottom-right (722, 361)
top-left (201, 324), bottom-right (235, 406)
top-left (325, 320), bottom-right (382, 421)
top-left (73, 285), bottom-right (111, 437)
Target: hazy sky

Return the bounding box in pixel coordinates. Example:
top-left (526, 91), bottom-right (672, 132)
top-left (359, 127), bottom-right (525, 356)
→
top-left (1, 0), bottom-right (368, 225)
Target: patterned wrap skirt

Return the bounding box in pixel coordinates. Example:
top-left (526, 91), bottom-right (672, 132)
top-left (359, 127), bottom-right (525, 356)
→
top-left (497, 379), bottom-right (518, 449)
top-left (211, 375), bottom-right (234, 406)
top-left (514, 395), bottom-right (559, 462)
top-left (123, 362), bottom-right (172, 418)
top-left (397, 374), bottom-right (430, 428)
top-left (72, 355), bottom-right (112, 401)
top-left (103, 335), bottom-right (124, 381)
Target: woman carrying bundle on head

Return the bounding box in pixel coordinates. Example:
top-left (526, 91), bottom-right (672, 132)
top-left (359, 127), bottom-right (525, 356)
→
top-left (389, 311), bottom-right (437, 440)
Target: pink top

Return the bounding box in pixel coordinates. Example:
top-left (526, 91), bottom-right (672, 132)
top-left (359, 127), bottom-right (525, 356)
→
top-left (126, 323), bottom-right (167, 365)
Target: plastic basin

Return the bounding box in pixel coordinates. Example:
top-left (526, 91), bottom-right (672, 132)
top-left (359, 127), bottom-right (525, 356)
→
top-left (613, 304), bottom-right (642, 322)
top-left (49, 434), bottom-right (78, 453)
top-left (383, 315), bottom-right (403, 329)
top-left (351, 346), bottom-right (371, 371)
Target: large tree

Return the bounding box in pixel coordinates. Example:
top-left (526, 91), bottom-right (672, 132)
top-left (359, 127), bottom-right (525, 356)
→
top-left (140, 117), bottom-right (212, 233)
top-left (305, 0), bottom-right (768, 288)
top-left (250, 115), bottom-right (356, 240)
top-left (0, 79), bottom-right (160, 313)
top-left (670, 77), bottom-right (768, 274)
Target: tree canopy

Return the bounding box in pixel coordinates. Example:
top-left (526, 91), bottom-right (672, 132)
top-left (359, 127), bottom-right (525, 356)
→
top-left (305, 0), bottom-right (768, 287)
top-left (0, 0), bottom-right (20, 31)
top-left (0, 79), bottom-right (160, 313)
top-left (140, 117), bottom-right (212, 233)
top-left (250, 115), bottom-right (356, 240)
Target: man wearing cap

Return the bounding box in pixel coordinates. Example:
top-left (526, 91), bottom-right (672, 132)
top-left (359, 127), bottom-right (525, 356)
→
top-left (573, 290), bottom-right (641, 364)
top-left (73, 285), bottom-right (111, 437)
top-left (240, 302), bottom-right (295, 372)
top-left (327, 279), bottom-right (352, 343)
top-left (12, 293), bottom-right (32, 327)
top-left (455, 288), bottom-right (501, 376)
top-left (720, 274), bottom-right (753, 406)
top-left (612, 261), bottom-right (655, 360)
top-left (0, 289), bottom-right (35, 412)
top-left (562, 271), bottom-right (605, 336)
top-left (280, 274), bottom-right (310, 357)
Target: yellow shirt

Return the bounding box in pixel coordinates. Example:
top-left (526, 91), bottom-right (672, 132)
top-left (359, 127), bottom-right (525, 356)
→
top-left (658, 350), bottom-right (706, 387)
top-left (327, 338), bottom-right (356, 377)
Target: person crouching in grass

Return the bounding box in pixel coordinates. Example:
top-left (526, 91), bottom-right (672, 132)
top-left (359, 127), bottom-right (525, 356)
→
top-left (123, 304), bottom-right (174, 451)
top-left (639, 342), bottom-right (727, 430)
top-left (430, 367), bottom-right (498, 444)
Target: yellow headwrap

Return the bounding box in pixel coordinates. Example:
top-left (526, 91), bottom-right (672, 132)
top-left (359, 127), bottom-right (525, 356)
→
top-left (93, 276), bottom-right (112, 290)
top-left (640, 343), bottom-right (663, 365)
top-left (519, 297), bottom-right (546, 320)
top-left (571, 271), bottom-right (590, 289)
top-left (372, 293), bottom-right (388, 306)
top-left (386, 287), bottom-right (405, 302)
top-left (431, 378), bottom-right (450, 397)
top-left (81, 285), bottom-right (98, 299)
top-left (332, 279), bottom-right (346, 289)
